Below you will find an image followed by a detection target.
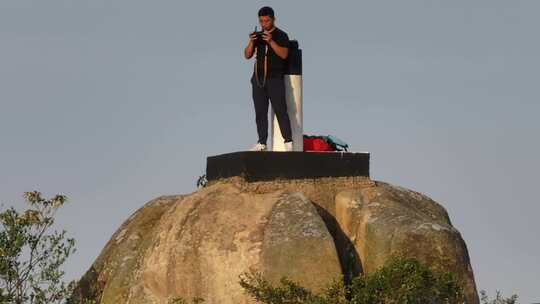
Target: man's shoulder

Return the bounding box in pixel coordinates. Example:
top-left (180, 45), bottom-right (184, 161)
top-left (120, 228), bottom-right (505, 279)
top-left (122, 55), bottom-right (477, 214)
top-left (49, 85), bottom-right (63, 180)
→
top-left (273, 27), bottom-right (290, 47)
top-left (274, 27), bottom-right (289, 38)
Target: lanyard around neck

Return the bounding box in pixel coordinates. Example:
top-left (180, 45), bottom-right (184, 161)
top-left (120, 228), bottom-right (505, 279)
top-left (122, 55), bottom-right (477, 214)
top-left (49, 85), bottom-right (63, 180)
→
top-left (254, 44), bottom-right (268, 88)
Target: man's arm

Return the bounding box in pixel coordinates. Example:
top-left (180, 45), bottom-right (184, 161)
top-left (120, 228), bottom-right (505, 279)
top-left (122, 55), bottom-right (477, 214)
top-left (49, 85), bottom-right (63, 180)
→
top-left (262, 31), bottom-right (289, 59)
top-left (268, 40), bottom-right (288, 59)
top-left (244, 33), bottom-right (257, 59)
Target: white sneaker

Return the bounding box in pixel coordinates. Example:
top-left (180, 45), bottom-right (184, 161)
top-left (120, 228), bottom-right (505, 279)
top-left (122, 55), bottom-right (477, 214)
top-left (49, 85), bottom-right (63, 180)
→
top-left (250, 143), bottom-right (267, 151)
top-left (284, 141), bottom-right (293, 152)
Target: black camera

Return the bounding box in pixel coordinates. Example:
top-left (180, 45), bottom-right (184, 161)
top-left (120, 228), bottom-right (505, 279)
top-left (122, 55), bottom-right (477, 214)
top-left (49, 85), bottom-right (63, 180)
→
top-left (253, 26), bottom-right (265, 44)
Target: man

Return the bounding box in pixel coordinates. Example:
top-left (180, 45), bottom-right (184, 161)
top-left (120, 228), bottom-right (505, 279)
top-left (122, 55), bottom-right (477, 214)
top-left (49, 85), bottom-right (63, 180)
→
top-left (244, 6), bottom-right (293, 152)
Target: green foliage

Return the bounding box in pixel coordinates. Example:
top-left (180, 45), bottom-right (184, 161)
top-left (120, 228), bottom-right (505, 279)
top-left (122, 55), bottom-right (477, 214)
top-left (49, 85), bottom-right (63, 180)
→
top-left (0, 191), bottom-right (76, 304)
top-left (239, 271), bottom-right (321, 304)
top-left (348, 256), bottom-right (464, 304)
top-left (67, 299), bottom-right (95, 304)
top-left (239, 256), bottom-right (465, 304)
top-left (479, 290), bottom-right (518, 304)
top-left (169, 297), bottom-right (205, 304)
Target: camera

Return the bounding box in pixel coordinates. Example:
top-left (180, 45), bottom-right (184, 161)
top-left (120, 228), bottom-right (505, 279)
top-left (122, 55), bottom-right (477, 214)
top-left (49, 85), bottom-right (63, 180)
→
top-left (252, 26), bottom-right (265, 44)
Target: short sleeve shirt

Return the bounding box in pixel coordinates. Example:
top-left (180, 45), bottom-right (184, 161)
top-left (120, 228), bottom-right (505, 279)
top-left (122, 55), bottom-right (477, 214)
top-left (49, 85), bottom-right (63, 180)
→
top-left (253, 27), bottom-right (290, 79)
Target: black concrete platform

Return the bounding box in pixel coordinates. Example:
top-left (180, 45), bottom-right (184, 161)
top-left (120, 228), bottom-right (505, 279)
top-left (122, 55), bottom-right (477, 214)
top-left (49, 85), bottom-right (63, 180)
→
top-left (206, 151), bottom-right (370, 182)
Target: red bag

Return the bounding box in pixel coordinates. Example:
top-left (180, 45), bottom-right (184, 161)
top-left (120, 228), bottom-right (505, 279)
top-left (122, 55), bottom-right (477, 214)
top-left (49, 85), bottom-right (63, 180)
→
top-left (303, 136), bottom-right (334, 152)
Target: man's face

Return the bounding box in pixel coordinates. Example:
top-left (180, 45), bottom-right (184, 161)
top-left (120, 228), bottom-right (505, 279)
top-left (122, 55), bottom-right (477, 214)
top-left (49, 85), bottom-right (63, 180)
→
top-left (258, 16), bottom-right (274, 31)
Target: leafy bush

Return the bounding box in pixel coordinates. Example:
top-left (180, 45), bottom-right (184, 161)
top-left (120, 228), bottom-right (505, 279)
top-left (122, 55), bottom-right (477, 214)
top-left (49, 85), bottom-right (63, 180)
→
top-left (347, 256), bottom-right (464, 304)
top-left (479, 290), bottom-right (518, 304)
top-left (241, 269), bottom-right (326, 304)
top-left (0, 191), bottom-right (76, 304)
top-left (239, 256), bottom-right (465, 304)
top-left (169, 297), bottom-right (205, 304)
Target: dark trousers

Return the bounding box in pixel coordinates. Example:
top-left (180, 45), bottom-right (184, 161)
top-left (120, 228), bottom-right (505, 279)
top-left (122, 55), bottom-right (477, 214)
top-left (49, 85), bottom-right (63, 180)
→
top-left (251, 75), bottom-right (293, 145)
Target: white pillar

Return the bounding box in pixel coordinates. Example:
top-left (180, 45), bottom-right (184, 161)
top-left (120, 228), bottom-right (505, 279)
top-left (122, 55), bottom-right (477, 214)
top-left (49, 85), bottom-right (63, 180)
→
top-left (270, 75), bottom-right (303, 151)
top-left (271, 40), bottom-right (303, 152)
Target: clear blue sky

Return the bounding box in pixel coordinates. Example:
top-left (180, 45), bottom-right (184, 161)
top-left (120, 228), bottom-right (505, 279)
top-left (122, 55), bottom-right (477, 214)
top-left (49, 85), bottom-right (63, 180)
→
top-left (1, 1), bottom-right (538, 302)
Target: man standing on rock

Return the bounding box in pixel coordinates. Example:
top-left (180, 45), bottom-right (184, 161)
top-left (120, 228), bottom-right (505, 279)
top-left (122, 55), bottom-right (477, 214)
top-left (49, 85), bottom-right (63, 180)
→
top-left (244, 6), bottom-right (293, 152)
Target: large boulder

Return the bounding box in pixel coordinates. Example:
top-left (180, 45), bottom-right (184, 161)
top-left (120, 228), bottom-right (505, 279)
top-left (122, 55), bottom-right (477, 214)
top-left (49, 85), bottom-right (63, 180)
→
top-left (73, 182), bottom-right (342, 304)
top-left (335, 182), bottom-right (478, 303)
top-left (73, 176), bottom-right (479, 304)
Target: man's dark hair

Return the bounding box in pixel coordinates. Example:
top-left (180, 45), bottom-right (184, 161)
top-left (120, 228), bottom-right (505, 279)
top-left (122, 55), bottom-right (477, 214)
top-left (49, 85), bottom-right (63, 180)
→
top-left (258, 6), bottom-right (275, 19)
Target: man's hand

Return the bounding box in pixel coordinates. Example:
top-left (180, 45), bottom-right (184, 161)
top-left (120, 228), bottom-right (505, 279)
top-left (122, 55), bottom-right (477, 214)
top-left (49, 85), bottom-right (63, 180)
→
top-left (249, 32), bottom-right (257, 43)
top-left (265, 30), bottom-right (288, 60)
top-left (262, 31), bottom-right (273, 43)
top-left (244, 31), bottom-right (257, 59)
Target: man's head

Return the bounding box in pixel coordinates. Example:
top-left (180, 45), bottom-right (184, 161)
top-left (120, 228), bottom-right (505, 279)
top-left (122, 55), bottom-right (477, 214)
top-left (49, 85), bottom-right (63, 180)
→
top-left (258, 6), bottom-right (275, 31)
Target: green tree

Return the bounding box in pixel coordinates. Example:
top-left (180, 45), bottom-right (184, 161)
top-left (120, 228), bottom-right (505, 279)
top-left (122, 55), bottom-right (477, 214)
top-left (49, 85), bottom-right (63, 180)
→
top-left (239, 256), bottom-right (465, 304)
top-left (239, 271), bottom-right (323, 304)
top-left (0, 191), bottom-right (76, 304)
top-left (347, 256), bottom-right (464, 304)
top-left (479, 290), bottom-right (518, 304)
top-left (169, 297), bottom-right (205, 304)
